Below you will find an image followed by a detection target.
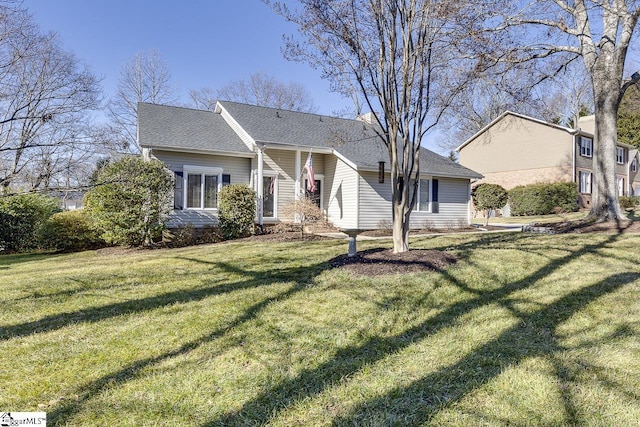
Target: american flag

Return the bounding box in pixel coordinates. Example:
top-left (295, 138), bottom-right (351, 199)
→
top-left (305, 152), bottom-right (316, 192)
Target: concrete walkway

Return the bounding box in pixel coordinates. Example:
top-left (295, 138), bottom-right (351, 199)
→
top-left (315, 224), bottom-right (525, 241)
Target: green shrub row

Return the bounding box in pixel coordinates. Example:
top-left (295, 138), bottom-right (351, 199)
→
top-left (1, 158), bottom-right (259, 254)
top-left (0, 194), bottom-right (61, 253)
top-left (0, 193), bottom-right (105, 254)
top-left (619, 196), bottom-right (640, 211)
top-left (508, 182), bottom-right (579, 216)
top-left (38, 210), bottom-right (105, 252)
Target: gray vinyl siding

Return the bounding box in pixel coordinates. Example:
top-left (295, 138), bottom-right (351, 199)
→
top-left (152, 150), bottom-right (252, 180)
top-left (151, 150), bottom-right (252, 228)
top-left (358, 173), bottom-right (471, 229)
top-left (358, 171), bottom-right (392, 229)
top-left (260, 149), bottom-right (296, 221)
top-left (409, 178), bottom-right (471, 228)
top-left (325, 155), bottom-right (359, 229)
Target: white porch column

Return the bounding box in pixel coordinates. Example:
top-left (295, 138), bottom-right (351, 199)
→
top-left (294, 150), bottom-right (301, 224)
top-left (295, 150), bottom-right (301, 200)
top-left (257, 145), bottom-right (265, 228)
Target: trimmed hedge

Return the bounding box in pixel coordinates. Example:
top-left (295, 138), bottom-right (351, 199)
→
top-left (83, 157), bottom-right (174, 247)
top-left (0, 193), bottom-right (61, 253)
top-left (471, 183), bottom-right (508, 225)
top-left (218, 184), bottom-right (256, 240)
top-left (509, 182), bottom-right (579, 216)
top-left (38, 210), bottom-right (105, 252)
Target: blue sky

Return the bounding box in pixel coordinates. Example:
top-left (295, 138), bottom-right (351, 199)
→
top-left (26, 0), bottom-right (351, 116)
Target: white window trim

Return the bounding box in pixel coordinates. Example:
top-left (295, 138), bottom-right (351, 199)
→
top-left (579, 137), bottom-right (593, 158)
top-left (304, 173), bottom-right (324, 211)
top-left (183, 165), bottom-right (223, 210)
top-left (616, 147), bottom-right (625, 164)
top-left (632, 158), bottom-right (637, 172)
top-left (414, 177), bottom-right (432, 212)
top-left (262, 171), bottom-right (279, 220)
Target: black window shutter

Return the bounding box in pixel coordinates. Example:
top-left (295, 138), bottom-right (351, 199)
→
top-left (222, 174), bottom-right (231, 186)
top-left (174, 171), bottom-right (183, 210)
top-left (432, 179), bottom-right (439, 213)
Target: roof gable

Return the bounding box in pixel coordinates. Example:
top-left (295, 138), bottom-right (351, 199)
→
top-left (457, 111), bottom-right (577, 152)
top-left (216, 100), bottom-right (377, 150)
top-left (138, 103), bottom-right (252, 155)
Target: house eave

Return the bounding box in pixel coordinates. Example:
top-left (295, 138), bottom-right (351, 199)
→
top-left (253, 140), bottom-right (334, 154)
top-left (142, 145), bottom-right (255, 158)
top-left (456, 111), bottom-right (579, 152)
top-left (356, 166), bottom-right (482, 180)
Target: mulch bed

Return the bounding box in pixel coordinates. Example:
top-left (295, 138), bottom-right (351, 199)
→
top-left (328, 248), bottom-right (458, 276)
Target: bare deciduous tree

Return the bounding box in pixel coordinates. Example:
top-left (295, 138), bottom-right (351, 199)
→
top-left (190, 71), bottom-right (317, 113)
top-left (107, 49), bottom-right (177, 152)
top-left (267, 0), bottom-right (487, 252)
top-left (498, 0), bottom-right (640, 221)
top-left (441, 60), bottom-right (594, 152)
top-left (188, 87), bottom-right (218, 111)
top-left (0, 5), bottom-right (102, 192)
top-left (439, 68), bottom-right (547, 151)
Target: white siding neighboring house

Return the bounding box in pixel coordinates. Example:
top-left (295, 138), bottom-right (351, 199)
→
top-left (138, 101), bottom-right (482, 230)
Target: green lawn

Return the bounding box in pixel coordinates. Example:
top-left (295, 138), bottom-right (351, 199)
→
top-left (1, 232), bottom-right (640, 426)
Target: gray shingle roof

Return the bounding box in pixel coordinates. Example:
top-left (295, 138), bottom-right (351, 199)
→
top-left (219, 100), bottom-right (481, 179)
top-left (218, 100), bottom-right (378, 149)
top-left (335, 137), bottom-right (483, 179)
top-left (138, 101), bottom-right (481, 179)
top-left (138, 103), bottom-right (252, 154)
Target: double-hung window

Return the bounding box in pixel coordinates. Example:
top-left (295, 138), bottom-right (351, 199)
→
top-left (616, 146), bottom-right (625, 164)
top-left (184, 166), bottom-right (224, 209)
top-left (417, 178), bottom-right (430, 211)
top-left (579, 137), bottom-right (593, 157)
top-left (410, 178), bottom-right (439, 212)
top-left (632, 158), bottom-right (638, 172)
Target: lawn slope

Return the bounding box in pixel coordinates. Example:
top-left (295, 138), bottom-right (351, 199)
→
top-left (1, 233), bottom-right (639, 426)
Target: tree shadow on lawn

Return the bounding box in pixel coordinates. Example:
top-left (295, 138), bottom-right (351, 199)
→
top-left (46, 257), bottom-right (327, 424)
top-left (202, 233), bottom-right (635, 426)
top-left (0, 256), bottom-right (322, 341)
top-left (332, 271), bottom-right (639, 426)
top-left (0, 252), bottom-right (66, 267)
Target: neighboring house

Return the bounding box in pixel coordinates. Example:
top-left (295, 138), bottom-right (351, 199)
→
top-left (456, 111), bottom-right (640, 209)
top-left (138, 101), bottom-right (482, 230)
top-left (46, 189), bottom-right (85, 210)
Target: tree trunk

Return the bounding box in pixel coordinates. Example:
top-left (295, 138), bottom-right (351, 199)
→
top-left (392, 202), bottom-right (410, 253)
top-left (589, 81), bottom-right (626, 222)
